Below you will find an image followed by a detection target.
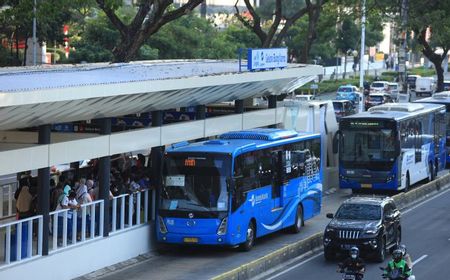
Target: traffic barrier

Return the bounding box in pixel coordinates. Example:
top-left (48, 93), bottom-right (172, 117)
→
top-left (211, 173), bottom-right (450, 280)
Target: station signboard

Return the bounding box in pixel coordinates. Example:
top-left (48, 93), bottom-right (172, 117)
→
top-left (247, 48), bottom-right (288, 71)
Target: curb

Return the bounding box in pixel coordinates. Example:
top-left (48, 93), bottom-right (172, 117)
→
top-left (211, 173), bottom-right (450, 280)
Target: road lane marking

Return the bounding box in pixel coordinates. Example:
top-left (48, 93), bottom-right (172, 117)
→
top-left (264, 252), bottom-right (323, 280)
top-left (412, 254), bottom-right (428, 266)
top-left (403, 187), bottom-right (450, 215)
top-left (263, 188), bottom-right (445, 279)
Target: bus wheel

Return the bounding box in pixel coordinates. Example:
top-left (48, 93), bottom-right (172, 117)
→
top-left (240, 222), bottom-right (256, 251)
top-left (291, 205), bottom-right (303, 234)
top-left (428, 162), bottom-right (435, 182)
top-left (404, 173), bottom-right (410, 192)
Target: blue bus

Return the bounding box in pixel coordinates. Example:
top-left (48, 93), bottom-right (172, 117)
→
top-left (157, 128), bottom-right (322, 250)
top-left (335, 103), bottom-right (446, 192)
top-left (414, 92), bottom-right (450, 163)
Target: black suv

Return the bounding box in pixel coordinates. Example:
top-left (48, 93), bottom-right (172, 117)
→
top-left (323, 197), bottom-right (401, 262)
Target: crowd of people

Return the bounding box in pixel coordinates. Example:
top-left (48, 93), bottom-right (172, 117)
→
top-left (14, 153), bottom-right (152, 220)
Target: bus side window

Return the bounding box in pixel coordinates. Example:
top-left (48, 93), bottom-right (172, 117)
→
top-left (258, 149), bottom-right (273, 187)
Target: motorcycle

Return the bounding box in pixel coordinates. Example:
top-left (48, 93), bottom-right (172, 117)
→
top-left (380, 267), bottom-right (415, 280)
top-left (338, 268), bottom-right (364, 280)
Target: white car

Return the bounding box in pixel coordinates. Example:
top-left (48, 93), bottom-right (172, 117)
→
top-left (388, 82), bottom-right (400, 101)
top-left (370, 81), bottom-right (390, 93)
top-left (415, 77), bottom-right (436, 97)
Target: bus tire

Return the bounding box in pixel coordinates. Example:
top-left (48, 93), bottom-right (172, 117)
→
top-left (404, 173), bottom-right (410, 192)
top-left (291, 205), bottom-right (303, 234)
top-left (428, 162), bottom-right (434, 182)
top-left (240, 221), bottom-right (256, 252)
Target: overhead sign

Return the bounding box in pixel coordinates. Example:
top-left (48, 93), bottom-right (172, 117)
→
top-left (247, 48), bottom-right (288, 71)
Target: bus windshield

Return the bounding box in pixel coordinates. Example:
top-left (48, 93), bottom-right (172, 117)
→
top-left (161, 154), bottom-right (230, 212)
top-left (340, 121), bottom-right (398, 170)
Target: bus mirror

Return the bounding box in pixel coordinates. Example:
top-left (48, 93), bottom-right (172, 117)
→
top-left (332, 131), bottom-right (341, 154)
top-left (226, 177), bottom-right (236, 193)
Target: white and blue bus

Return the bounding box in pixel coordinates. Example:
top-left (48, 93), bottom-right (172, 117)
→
top-left (414, 91), bottom-right (450, 164)
top-left (157, 128), bottom-right (322, 250)
top-left (336, 103), bottom-right (446, 192)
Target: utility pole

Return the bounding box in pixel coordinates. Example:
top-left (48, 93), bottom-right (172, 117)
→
top-left (359, 0), bottom-right (366, 89)
top-left (32, 0), bottom-right (37, 66)
top-left (398, 0), bottom-right (408, 92)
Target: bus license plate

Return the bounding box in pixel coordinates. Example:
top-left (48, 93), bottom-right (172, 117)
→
top-left (183, 237), bottom-right (198, 243)
top-left (361, 184), bottom-right (372, 189)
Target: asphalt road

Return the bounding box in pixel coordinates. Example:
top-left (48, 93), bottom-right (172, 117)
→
top-left (259, 187), bottom-right (450, 280)
top-left (82, 189), bottom-right (353, 280)
top-left (81, 90), bottom-right (436, 280)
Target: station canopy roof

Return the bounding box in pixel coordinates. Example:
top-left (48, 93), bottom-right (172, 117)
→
top-left (0, 60), bottom-right (322, 130)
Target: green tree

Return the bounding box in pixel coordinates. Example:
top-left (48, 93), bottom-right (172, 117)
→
top-left (147, 14), bottom-right (258, 59)
top-left (408, 0), bottom-right (450, 92)
top-left (0, 0), bottom-right (74, 66)
top-left (95, 0), bottom-right (204, 62)
top-left (234, 0), bottom-right (327, 62)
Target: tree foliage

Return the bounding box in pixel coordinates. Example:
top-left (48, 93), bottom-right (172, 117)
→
top-left (407, 0), bottom-right (450, 92)
top-left (95, 0), bottom-right (204, 62)
top-left (234, 0), bottom-right (327, 62)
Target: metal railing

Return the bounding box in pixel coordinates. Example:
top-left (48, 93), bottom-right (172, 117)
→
top-left (0, 188), bottom-right (154, 268)
top-left (0, 215), bottom-right (43, 267)
top-left (110, 189), bottom-right (151, 234)
top-left (1, 182), bottom-right (18, 219)
top-left (49, 200), bottom-right (104, 252)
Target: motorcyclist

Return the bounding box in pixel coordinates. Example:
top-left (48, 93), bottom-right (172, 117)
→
top-left (338, 247), bottom-right (365, 279)
top-left (398, 244), bottom-right (413, 269)
top-left (383, 249), bottom-right (412, 279)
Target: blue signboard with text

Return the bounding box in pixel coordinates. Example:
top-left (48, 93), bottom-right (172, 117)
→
top-left (247, 48), bottom-right (288, 71)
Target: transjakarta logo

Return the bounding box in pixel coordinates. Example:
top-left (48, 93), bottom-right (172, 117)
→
top-left (248, 193), bottom-right (269, 207)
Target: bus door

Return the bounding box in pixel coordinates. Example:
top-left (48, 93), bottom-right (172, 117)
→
top-left (271, 150), bottom-right (284, 211)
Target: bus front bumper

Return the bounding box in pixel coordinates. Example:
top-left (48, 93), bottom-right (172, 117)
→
top-left (157, 232), bottom-right (232, 246)
top-left (339, 178), bottom-right (398, 190)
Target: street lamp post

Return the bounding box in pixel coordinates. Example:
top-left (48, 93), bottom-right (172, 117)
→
top-left (32, 0), bottom-right (37, 66)
top-left (359, 0), bottom-right (366, 89)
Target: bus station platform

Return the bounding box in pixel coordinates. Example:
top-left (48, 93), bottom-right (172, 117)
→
top-left (0, 60), bottom-right (325, 280)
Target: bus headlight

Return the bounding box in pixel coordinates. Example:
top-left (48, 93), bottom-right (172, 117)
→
top-left (217, 217), bottom-right (228, 236)
top-left (158, 216), bottom-right (168, 234)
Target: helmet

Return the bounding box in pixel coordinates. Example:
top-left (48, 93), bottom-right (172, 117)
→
top-left (350, 246), bottom-right (359, 259)
top-left (392, 249), bottom-right (403, 262)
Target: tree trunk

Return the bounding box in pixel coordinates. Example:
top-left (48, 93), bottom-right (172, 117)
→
top-left (417, 28), bottom-right (448, 92)
top-left (15, 29), bottom-right (20, 65)
top-left (112, 34), bottom-right (146, 63)
top-left (432, 56), bottom-right (445, 92)
top-left (299, 5), bottom-right (321, 64)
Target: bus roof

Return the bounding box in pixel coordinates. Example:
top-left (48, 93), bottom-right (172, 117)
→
top-left (166, 128), bottom-right (320, 156)
top-left (342, 102), bottom-right (445, 121)
top-left (415, 92), bottom-right (450, 105)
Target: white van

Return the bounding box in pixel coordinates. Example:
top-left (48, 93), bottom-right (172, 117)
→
top-left (415, 77), bottom-right (436, 97)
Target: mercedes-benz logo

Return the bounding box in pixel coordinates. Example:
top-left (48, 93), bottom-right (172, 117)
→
top-left (186, 220), bottom-right (196, 227)
top-left (188, 213), bottom-right (194, 219)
